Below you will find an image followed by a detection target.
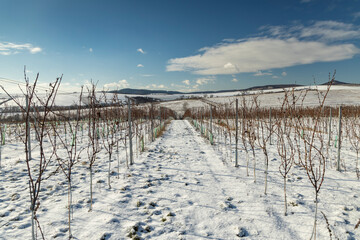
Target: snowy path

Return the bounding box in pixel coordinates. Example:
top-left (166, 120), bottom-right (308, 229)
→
top-left (110, 120), bottom-right (301, 239)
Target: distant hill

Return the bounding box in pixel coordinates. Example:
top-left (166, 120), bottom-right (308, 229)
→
top-left (108, 88), bottom-right (182, 95)
top-left (244, 84), bottom-right (303, 91)
top-left (109, 84), bottom-right (304, 96)
top-left (184, 84), bottom-right (302, 95)
top-left (321, 80), bottom-right (357, 85)
top-left (108, 81), bottom-right (357, 96)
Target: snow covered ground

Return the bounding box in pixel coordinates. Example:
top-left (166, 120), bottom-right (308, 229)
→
top-left (0, 119), bottom-right (359, 239)
top-left (159, 85), bottom-right (360, 117)
top-left (2, 84), bottom-right (360, 110)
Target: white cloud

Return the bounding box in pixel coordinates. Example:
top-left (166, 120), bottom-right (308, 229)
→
top-left (170, 83), bottom-right (187, 89)
top-left (167, 21), bottom-right (360, 75)
top-left (182, 79), bottom-right (190, 85)
top-left (260, 24), bottom-right (302, 39)
top-left (141, 74), bottom-right (153, 77)
top-left (231, 78), bottom-right (238, 82)
top-left (171, 80), bottom-right (217, 92)
top-left (103, 79), bottom-right (129, 90)
top-left (281, 71), bottom-right (287, 76)
top-left (144, 84), bottom-right (166, 89)
top-left (167, 37), bottom-right (359, 75)
top-left (30, 47), bottom-right (42, 54)
top-left (137, 64), bottom-right (144, 67)
top-left (272, 76), bottom-right (279, 79)
top-left (254, 71), bottom-right (272, 77)
top-left (89, 48), bottom-right (93, 52)
top-left (0, 77), bottom-right (90, 94)
top-left (196, 77), bottom-right (215, 85)
top-left (224, 62), bottom-right (235, 69)
top-left (223, 38), bottom-right (236, 42)
top-left (137, 48), bottom-right (146, 54)
top-left (263, 21), bottom-right (360, 42)
top-left (0, 52), bottom-right (11, 56)
top-left (0, 42), bottom-right (42, 55)
top-left (300, 21), bottom-right (360, 41)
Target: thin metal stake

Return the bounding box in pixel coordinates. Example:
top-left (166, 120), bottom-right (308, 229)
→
top-left (337, 106), bottom-right (342, 171)
top-left (127, 97), bottom-right (133, 165)
top-left (235, 99), bottom-right (238, 167)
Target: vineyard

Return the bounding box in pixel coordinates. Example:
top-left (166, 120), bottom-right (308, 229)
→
top-left (0, 75), bottom-right (360, 239)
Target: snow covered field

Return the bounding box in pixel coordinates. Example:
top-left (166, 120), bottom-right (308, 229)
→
top-left (0, 118), bottom-right (359, 239)
top-left (160, 85), bottom-right (360, 117)
top-left (0, 85), bottom-right (360, 239)
top-left (1, 84), bottom-right (360, 110)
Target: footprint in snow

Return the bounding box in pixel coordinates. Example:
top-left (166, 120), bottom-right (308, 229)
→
top-left (108, 218), bottom-right (120, 224)
top-left (18, 223), bottom-right (31, 229)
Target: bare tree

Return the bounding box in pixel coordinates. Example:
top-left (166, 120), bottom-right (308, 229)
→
top-left (256, 108), bottom-right (273, 195)
top-left (51, 88), bottom-right (84, 239)
top-left (240, 97), bottom-right (250, 176)
top-left (346, 117), bottom-right (360, 179)
top-left (101, 93), bottom-right (119, 189)
top-left (1, 70), bottom-right (61, 240)
top-left (247, 96), bottom-right (258, 183)
top-left (86, 83), bottom-right (101, 211)
top-left (277, 115), bottom-right (295, 216)
top-left (295, 72), bottom-right (335, 240)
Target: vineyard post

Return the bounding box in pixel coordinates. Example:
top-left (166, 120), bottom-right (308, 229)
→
top-left (126, 96), bottom-right (134, 165)
top-left (210, 105), bottom-right (213, 135)
top-left (337, 105), bottom-right (342, 171)
top-left (235, 99), bottom-right (238, 167)
top-left (0, 125), bottom-right (3, 169)
top-left (151, 103), bottom-right (154, 142)
top-left (0, 128), bottom-right (2, 169)
top-left (25, 94), bottom-right (32, 160)
top-left (200, 108), bottom-right (203, 136)
top-left (159, 106), bottom-right (162, 129)
top-left (200, 99), bottom-right (218, 141)
top-left (86, 83), bottom-right (100, 211)
top-left (328, 107), bottom-right (332, 146)
top-left (269, 107), bottom-right (272, 145)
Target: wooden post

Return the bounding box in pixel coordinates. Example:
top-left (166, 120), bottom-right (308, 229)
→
top-left (337, 106), bottom-right (342, 171)
top-left (235, 99), bottom-right (238, 167)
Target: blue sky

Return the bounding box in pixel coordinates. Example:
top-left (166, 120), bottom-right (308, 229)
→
top-left (0, 0), bottom-right (360, 93)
